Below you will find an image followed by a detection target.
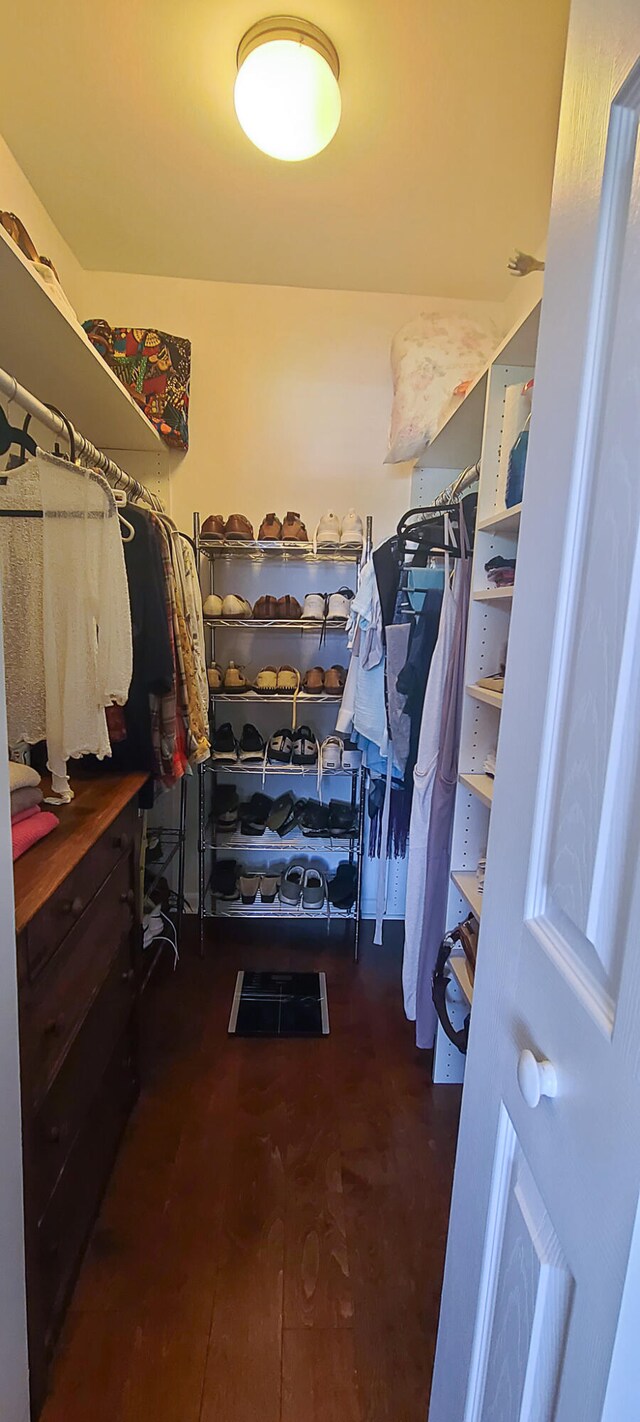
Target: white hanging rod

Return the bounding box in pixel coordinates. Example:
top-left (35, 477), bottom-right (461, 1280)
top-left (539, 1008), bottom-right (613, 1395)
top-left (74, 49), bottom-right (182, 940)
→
top-left (0, 364), bottom-right (165, 512)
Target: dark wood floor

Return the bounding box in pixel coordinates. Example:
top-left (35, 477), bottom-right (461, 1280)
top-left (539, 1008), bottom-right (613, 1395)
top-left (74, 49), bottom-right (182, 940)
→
top-left (41, 925), bottom-right (461, 1422)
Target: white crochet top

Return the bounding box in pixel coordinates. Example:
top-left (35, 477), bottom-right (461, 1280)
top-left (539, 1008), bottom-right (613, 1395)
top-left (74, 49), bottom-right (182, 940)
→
top-left (0, 453), bottom-right (132, 799)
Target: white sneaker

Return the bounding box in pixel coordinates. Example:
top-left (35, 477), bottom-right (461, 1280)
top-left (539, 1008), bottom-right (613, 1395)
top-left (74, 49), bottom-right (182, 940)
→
top-left (321, 735), bottom-right (343, 771)
top-left (327, 588), bottom-right (354, 620)
top-left (302, 592), bottom-right (327, 620)
top-left (340, 510), bottom-right (364, 548)
top-left (315, 511), bottom-right (341, 546)
top-left (203, 593), bottom-right (223, 617)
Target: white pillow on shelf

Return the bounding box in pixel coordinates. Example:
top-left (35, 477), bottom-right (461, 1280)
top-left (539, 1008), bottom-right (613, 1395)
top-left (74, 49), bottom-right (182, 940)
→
top-left (385, 310), bottom-right (500, 464)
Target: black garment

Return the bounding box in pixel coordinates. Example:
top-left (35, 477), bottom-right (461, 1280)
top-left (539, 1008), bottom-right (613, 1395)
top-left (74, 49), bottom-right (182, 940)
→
top-left (83, 505), bottom-right (173, 808)
top-left (111, 505), bottom-right (173, 777)
top-left (372, 537), bottom-right (402, 639)
top-left (396, 586), bottom-right (444, 786)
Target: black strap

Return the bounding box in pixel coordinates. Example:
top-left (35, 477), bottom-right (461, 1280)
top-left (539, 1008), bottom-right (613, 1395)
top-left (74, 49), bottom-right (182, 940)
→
top-left (432, 930), bottom-right (470, 1055)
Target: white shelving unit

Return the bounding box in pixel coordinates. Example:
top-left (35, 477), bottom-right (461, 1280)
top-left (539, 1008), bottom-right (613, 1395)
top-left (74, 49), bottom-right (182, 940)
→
top-left (412, 294), bottom-right (542, 1085)
top-left (0, 225), bottom-right (161, 453)
top-left (195, 515), bottom-right (371, 958)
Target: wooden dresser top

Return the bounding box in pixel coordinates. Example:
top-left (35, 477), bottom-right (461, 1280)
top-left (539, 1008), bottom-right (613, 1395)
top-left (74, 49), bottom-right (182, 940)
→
top-left (13, 772), bottom-right (148, 934)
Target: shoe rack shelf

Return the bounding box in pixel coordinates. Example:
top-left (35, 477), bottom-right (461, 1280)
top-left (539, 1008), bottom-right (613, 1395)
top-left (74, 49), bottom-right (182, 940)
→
top-left (204, 901), bottom-right (356, 921)
top-left (206, 762), bottom-right (359, 777)
top-left (211, 691), bottom-right (342, 704)
top-left (208, 832), bottom-right (357, 854)
top-left (432, 294), bottom-right (541, 1084)
top-left (199, 538), bottom-right (362, 563)
top-left (194, 511), bottom-right (372, 959)
top-left (203, 617), bottom-right (349, 631)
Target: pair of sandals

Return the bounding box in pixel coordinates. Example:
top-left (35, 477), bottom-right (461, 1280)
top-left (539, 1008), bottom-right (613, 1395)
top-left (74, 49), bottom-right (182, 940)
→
top-left (302, 665), bottom-right (346, 695)
top-left (254, 666), bottom-right (300, 695)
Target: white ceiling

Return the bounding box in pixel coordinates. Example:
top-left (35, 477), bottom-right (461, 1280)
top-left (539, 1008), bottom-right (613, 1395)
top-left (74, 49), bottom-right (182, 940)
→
top-left (0, 0), bottom-right (569, 299)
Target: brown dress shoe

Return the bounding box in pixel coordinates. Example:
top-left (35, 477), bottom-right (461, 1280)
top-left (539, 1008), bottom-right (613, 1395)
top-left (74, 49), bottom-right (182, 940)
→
top-left (224, 513), bottom-right (255, 540)
top-left (253, 595), bottom-right (280, 620)
top-left (281, 511), bottom-right (309, 542)
top-left (201, 513), bottom-right (225, 539)
top-left (258, 513), bottom-right (282, 540)
top-left (277, 594), bottom-right (303, 620)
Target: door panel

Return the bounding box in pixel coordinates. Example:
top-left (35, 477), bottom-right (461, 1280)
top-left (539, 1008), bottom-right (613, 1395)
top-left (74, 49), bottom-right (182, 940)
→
top-left (465, 1110), bottom-right (573, 1422)
top-left (528, 62), bottom-right (640, 1033)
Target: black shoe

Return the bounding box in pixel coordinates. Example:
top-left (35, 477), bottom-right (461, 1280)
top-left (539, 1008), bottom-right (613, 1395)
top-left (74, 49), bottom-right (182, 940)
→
top-left (291, 725), bottom-right (318, 767)
top-left (240, 793), bottom-right (272, 835)
top-left (299, 799), bottom-right (330, 837)
top-left (212, 859), bottom-right (239, 900)
top-left (214, 785), bottom-right (240, 831)
top-left (238, 723), bottom-right (265, 762)
top-left (267, 792), bottom-right (297, 836)
top-left (268, 727), bottom-right (293, 764)
top-left (328, 861), bottom-right (357, 910)
top-left (328, 800), bottom-right (358, 838)
top-left (212, 722), bottom-right (238, 762)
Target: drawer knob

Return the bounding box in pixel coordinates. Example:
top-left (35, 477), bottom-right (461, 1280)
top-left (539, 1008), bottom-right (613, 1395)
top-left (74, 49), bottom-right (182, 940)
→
top-left (43, 1016), bottom-right (64, 1038)
top-left (121, 968), bottom-right (135, 984)
top-left (120, 889), bottom-right (135, 905)
top-left (113, 832), bottom-right (131, 852)
top-left (46, 1125), bottom-right (61, 1143)
top-left (62, 895), bottom-right (84, 917)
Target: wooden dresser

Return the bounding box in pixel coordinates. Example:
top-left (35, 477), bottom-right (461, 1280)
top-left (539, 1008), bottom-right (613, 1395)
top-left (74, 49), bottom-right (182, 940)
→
top-left (13, 772), bottom-right (147, 1417)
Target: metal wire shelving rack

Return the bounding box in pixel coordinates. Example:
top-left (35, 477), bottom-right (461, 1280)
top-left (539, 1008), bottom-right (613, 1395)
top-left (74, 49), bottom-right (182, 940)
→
top-left (193, 512), bottom-right (372, 959)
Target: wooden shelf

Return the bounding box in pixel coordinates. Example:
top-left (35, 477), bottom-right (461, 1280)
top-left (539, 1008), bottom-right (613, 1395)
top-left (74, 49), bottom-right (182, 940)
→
top-left (478, 504), bottom-right (522, 536)
top-left (466, 682), bottom-right (503, 709)
top-left (451, 869), bottom-right (483, 919)
top-left (473, 587), bottom-right (513, 607)
top-left (449, 953), bottom-right (474, 1006)
top-left (459, 772), bottom-right (494, 808)
top-left (0, 226), bottom-right (161, 452)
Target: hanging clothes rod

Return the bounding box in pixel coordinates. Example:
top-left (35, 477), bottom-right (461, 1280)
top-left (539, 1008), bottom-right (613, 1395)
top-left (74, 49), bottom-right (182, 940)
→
top-left (0, 364), bottom-right (165, 511)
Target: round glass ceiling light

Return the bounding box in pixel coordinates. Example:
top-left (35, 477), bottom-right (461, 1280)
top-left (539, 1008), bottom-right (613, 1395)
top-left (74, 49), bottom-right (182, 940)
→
top-left (234, 16), bottom-right (341, 162)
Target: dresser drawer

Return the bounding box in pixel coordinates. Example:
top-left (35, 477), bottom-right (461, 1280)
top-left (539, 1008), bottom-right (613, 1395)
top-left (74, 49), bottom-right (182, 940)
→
top-left (34, 941), bottom-right (137, 1217)
top-left (23, 855), bottom-right (135, 1108)
top-left (25, 801), bottom-right (138, 981)
top-left (38, 1028), bottom-right (137, 1351)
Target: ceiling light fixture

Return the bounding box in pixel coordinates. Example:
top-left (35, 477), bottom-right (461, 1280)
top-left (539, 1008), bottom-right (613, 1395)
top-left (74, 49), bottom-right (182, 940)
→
top-left (234, 16), bottom-right (341, 162)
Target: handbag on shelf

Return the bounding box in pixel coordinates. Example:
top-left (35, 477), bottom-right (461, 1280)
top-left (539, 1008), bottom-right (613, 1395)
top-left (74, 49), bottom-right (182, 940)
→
top-left (432, 913), bottom-right (479, 1056)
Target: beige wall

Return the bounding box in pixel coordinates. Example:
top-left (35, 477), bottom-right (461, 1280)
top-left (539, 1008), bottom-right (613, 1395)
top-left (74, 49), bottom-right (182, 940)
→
top-left (0, 134), bottom-right (85, 311)
top-left (83, 269), bottom-right (501, 542)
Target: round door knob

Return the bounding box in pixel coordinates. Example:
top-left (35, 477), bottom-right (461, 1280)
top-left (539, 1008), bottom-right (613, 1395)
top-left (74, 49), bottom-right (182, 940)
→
top-left (517, 1049), bottom-right (558, 1109)
top-left (120, 889), bottom-right (135, 905)
top-left (113, 832), bottom-right (130, 851)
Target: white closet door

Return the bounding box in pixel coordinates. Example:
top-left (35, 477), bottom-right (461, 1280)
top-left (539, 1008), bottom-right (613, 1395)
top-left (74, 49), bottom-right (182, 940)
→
top-left (430, 3), bottom-right (640, 1419)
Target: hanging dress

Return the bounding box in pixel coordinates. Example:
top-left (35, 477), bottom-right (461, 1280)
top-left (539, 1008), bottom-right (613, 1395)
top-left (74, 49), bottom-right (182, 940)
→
top-left (414, 522), bottom-right (471, 1046)
top-left (402, 518), bottom-right (459, 1019)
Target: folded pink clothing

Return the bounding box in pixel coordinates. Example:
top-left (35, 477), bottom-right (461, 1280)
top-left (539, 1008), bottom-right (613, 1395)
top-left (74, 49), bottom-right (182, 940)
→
top-left (11, 805), bottom-right (42, 827)
top-left (12, 809), bottom-right (59, 862)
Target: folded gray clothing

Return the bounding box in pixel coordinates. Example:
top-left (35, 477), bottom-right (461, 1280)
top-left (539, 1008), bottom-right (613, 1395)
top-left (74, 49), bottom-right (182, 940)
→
top-left (11, 785), bottom-right (43, 817)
